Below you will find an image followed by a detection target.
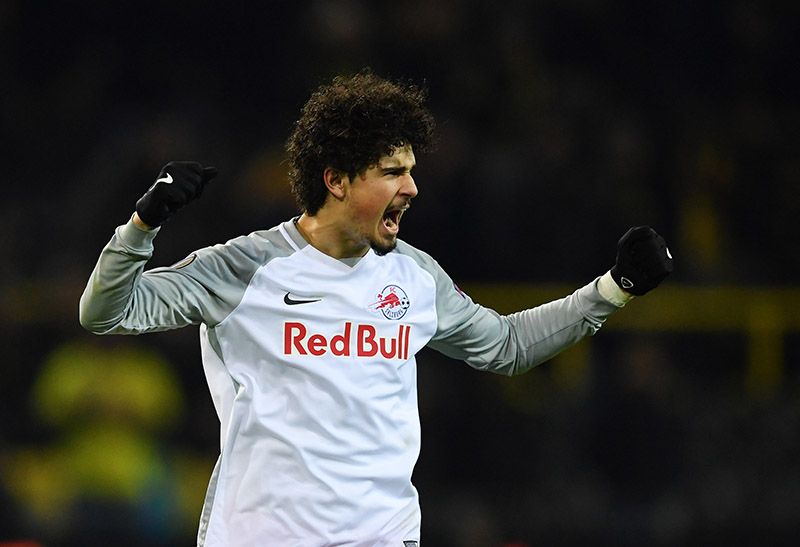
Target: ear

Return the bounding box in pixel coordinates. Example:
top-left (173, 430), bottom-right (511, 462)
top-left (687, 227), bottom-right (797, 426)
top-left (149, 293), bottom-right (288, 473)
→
top-left (323, 168), bottom-right (348, 200)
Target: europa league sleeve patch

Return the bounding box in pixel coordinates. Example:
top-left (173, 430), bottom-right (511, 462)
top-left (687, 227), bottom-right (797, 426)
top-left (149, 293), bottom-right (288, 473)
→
top-left (171, 253), bottom-right (197, 269)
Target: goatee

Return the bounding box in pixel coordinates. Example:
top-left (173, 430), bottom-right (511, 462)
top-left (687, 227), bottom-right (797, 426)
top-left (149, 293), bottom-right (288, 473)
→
top-left (370, 239), bottom-right (397, 256)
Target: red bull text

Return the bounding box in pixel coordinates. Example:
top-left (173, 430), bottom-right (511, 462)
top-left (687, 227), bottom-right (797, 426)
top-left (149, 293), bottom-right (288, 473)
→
top-left (284, 322), bottom-right (411, 360)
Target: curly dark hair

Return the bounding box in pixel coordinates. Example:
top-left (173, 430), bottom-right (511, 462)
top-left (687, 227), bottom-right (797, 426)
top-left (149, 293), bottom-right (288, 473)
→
top-left (286, 70), bottom-right (437, 215)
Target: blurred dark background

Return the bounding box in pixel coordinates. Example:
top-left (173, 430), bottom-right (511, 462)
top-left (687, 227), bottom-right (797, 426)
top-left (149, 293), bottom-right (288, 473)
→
top-left (2, 0), bottom-right (800, 545)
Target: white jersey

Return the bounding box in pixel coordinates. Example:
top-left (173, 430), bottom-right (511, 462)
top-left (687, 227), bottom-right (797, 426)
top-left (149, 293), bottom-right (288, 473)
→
top-left (80, 217), bottom-right (623, 546)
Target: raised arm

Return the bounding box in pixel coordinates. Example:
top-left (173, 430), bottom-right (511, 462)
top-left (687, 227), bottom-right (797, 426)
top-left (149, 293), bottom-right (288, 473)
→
top-left (79, 162), bottom-right (218, 334)
top-left (427, 226), bottom-right (673, 375)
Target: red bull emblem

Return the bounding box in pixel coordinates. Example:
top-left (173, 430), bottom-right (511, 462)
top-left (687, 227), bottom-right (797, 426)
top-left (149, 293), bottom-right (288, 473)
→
top-left (368, 284), bottom-right (410, 320)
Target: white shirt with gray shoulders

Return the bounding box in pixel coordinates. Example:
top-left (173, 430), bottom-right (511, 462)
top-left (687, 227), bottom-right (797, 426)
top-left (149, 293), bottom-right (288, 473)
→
top-left (79, 216), bottom-right (625, 546)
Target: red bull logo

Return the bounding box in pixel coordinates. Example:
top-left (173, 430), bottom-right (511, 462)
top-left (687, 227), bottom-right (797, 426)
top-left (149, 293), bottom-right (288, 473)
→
top-left (284, 321), bottom-right (411, 360)
top-left (368, 284), bottom-right (410, 320)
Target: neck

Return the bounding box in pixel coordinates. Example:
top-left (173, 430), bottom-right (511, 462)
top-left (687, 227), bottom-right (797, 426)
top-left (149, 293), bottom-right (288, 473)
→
top-left (295, 212), bottom-right (368, 259)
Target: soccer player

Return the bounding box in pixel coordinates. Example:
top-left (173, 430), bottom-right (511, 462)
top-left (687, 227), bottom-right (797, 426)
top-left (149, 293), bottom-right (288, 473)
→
top-left (79, 72), bottom-right (672, 546)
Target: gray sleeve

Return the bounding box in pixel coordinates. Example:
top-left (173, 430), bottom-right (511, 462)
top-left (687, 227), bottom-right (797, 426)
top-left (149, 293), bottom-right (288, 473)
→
top-left (398, 242), bottom-right (621, 376)
top-left (79, 217), bottom-right (283, 335)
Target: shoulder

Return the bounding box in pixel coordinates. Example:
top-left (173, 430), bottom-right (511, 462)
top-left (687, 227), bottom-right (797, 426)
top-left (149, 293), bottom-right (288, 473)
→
top-left (392, 239), bottom-right (440, 272)
top-left (203, 222), bottom-right (295, 260)
top-left (390, 239), bottom-right (461, 295)
top-left (171, 222), bottom-right (298, 283)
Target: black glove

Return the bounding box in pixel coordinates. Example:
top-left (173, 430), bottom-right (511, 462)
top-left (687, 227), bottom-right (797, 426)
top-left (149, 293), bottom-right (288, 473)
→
top-left (610, 226), bottom-right (673, 296)
top-left (135, 161), bottom-right (218, 227)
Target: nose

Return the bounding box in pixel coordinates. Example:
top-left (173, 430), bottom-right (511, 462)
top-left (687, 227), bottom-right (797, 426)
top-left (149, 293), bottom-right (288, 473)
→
top-left (400, 173), bottom-right (418, 198)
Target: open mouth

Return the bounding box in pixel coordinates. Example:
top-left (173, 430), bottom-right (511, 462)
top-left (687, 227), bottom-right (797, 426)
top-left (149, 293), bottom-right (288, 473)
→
top-left (382, 206), bottom-right (406, 235)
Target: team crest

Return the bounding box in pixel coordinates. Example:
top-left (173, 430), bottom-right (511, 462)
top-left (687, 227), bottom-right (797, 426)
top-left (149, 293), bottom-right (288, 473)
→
top-left (368, 284), bottom-right (410, 320)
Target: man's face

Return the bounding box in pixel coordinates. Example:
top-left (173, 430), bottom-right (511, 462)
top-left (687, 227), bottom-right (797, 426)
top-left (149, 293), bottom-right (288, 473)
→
top-left (343, 143), bottom-right (417, 256)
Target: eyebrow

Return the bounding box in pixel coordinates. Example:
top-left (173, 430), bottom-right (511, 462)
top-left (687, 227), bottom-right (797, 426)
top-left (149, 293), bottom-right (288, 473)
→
top-left (379, 164), bottom-right (415, 174)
